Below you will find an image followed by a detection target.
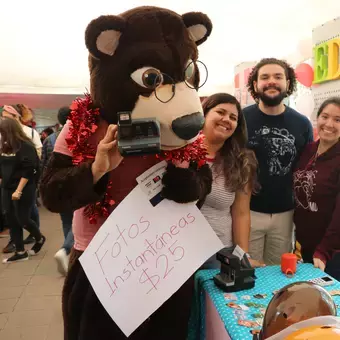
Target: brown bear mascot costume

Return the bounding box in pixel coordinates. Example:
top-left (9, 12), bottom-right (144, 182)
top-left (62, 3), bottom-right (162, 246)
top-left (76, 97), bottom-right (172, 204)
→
top-left (40, 6), bottom-right (213, 340)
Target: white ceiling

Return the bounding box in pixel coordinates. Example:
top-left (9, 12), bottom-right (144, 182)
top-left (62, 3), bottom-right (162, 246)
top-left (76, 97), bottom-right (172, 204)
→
top-left (1, 0), bottom-right (340, 95)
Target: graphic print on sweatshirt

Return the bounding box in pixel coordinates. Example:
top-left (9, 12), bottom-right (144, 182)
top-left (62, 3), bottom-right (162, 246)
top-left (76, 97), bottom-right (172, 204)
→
top-left (248, 126), bottom-right (296, 176)
top-left (293, 169), bottom-right (319, 212)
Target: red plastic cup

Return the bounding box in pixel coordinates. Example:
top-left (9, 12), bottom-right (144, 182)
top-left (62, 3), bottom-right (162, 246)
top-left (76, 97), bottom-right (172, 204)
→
top-left (281, 253), bottom-right (297, 277)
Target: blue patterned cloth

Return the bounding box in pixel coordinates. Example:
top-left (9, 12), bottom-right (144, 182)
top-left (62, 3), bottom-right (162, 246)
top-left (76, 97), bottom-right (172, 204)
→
top-left (188, 263), bottom-right (340, 340)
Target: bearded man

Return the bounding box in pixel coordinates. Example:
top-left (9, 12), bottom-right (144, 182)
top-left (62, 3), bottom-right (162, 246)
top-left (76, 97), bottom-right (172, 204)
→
top-left (243, 58), bottom-right (313, 265)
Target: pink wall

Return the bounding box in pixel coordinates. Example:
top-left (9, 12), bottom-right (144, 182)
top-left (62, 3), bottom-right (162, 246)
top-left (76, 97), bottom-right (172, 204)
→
top-left (0, 93), bottom-right (81, 109)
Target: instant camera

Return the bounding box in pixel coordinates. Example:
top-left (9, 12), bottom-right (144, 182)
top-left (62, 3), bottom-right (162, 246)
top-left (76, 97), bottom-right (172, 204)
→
top-left (214, 247), bottom-right (256, 292)
top-left (117, 111), bottom-right (161, 156)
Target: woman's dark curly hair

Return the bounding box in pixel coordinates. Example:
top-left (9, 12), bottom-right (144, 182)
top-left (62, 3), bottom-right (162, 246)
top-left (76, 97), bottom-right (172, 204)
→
top-left (246, 58), bottom-right (297, 101)
top-left (202, 93), bottom-right (258, 193)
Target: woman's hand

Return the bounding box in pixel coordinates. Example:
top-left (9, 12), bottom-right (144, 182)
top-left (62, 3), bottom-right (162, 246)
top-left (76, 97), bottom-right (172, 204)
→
top-left (12, 191), bottom-right (22, 201)
top-left (92, 125), bottom-right (123, 183)
top-left (313, 257), bottom-right (326, 271)
top-left (249, 258), bottom-right (266, 268)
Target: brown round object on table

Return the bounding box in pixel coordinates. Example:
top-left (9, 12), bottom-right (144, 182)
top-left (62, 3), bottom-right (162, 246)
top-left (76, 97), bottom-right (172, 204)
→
top-left (261, 281), bottom-right (336, 339)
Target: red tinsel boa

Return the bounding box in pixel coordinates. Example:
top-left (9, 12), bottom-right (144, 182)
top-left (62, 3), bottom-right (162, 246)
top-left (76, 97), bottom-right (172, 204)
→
top-left (157, 134), bottom-right (207, 168)
top-left (66, 94), bottom-right (207, 224)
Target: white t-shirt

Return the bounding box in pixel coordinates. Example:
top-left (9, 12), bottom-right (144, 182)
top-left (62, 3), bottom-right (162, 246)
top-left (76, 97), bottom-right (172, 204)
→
top-left (22, 124), bottom-right (42, 150)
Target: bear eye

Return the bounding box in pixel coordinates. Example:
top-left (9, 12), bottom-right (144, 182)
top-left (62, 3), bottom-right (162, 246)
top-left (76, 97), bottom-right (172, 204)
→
top-left (131, 67), bottom-right (163, 89)
top-left (185, 60), bottom-right (195, 83)
top-left (185, 60), bottom-right (208, 89)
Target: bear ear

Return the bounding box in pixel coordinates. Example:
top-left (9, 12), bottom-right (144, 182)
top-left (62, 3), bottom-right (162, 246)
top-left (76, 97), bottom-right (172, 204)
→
top-left (182, 12), bottom-right (212, 46)
top-left (85, 15), bottom-right (126, 58)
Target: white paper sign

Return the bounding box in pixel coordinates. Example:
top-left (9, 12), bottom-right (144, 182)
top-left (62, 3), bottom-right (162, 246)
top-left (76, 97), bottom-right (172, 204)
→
top-left (79, 185), bottom-right (223, 337)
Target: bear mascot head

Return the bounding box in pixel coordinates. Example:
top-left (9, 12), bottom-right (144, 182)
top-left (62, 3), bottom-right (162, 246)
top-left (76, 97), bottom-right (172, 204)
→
top-left (84, 6), bottom-right (211, 150)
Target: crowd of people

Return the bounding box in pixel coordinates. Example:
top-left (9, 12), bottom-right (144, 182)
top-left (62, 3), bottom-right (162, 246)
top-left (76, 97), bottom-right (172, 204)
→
top-left (0, 57), bottom-right (339, 339)
top-left (199, 58), bottom-right (340, 280)
top-left (1, 58), bottom-right (339, 279)
top-left (0, 105), bottom-right (74, 275)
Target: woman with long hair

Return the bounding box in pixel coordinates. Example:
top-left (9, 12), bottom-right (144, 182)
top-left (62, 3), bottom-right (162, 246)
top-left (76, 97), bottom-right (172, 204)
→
top-left (293, 97), bottom-right (340, 279)
top-left (2, 104), bottom-right (42, 157)
top-left (200, 93), bottom-right (263, 268)
top-left (1, 104), bottom-right (42, 251)
top-left (0, 118), bottom-right (46, 263)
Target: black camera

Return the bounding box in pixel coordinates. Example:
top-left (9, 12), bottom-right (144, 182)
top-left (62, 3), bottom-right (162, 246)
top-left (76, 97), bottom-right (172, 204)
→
top-left (117, 111), bottom-right (161, 156)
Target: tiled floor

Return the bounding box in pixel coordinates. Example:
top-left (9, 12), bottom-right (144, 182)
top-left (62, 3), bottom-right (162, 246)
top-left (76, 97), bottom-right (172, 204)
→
top-left (0, 208), bottom-right (64, 340)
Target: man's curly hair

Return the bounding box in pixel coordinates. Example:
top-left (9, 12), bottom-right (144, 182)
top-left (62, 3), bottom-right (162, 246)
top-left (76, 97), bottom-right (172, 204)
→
top-left (246, 58), bottom-right (297, 101)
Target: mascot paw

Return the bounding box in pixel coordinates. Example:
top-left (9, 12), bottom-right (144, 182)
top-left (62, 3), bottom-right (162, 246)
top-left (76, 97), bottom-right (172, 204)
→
top-left (161, 162), bottom-right (212, 204)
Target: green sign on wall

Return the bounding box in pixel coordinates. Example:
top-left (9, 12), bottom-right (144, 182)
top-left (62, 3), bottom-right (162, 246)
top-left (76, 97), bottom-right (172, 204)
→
top-left (313, 38), bottom-right (340, 84)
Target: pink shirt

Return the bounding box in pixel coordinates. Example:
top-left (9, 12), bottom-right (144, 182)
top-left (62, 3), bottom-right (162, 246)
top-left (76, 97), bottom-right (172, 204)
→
top-left (54, 120), bottom-right (159, 251)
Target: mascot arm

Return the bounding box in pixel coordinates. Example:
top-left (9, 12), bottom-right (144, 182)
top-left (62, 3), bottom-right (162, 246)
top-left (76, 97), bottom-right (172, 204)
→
top-left (40, 152), bottom-right (109, 213)
top-left (161, 162), bottom-right (212, 204)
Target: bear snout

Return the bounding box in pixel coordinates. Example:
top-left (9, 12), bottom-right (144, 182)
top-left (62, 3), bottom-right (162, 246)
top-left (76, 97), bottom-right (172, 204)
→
top-left (171, 112), bottom-right (204, 140)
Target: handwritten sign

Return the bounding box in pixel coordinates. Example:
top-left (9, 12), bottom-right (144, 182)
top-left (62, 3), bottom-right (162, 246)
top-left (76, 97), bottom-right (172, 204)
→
top-left (79, 185), bottom-right (223, 337)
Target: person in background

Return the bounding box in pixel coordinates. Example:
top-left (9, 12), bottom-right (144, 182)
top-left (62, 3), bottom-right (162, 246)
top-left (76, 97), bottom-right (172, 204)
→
top-left (1, 105), bottom-right (42, 252)
top-left (244, 58), bottom-right (313, 265)
top-left (0, 192), bottom-right (7, 237)
top-left (41, 106), bottom-right (74, 276)
top-left (293, 97), bottom-right (340, 280)
top-left (199, 93), bottom-right (263, 268)
top-left (0, 106), bottom-right (8, 238)
top-left (2, 105), bottom-right (42, 157)
top-left (0, 118), bottom-right (46, 263)
top-left (40, 127), bottom-right (54, 144)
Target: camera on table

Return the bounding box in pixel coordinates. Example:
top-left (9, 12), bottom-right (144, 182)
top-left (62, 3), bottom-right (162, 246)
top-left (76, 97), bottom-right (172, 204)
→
top-left (117, 111), bottom-right (161, 156)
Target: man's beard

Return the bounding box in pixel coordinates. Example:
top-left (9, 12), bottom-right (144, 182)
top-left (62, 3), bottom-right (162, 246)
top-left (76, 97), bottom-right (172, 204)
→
top-left (257, 86), bottom-right (287, 107)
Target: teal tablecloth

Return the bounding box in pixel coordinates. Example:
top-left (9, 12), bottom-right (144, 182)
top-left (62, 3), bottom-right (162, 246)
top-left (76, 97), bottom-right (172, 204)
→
top-left (188, 263), bottom-right (340, 340)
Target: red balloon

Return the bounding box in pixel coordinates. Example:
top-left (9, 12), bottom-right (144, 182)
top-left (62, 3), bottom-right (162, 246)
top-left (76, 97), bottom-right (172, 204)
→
top-left (295, 63), bottom-right (314, 87)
